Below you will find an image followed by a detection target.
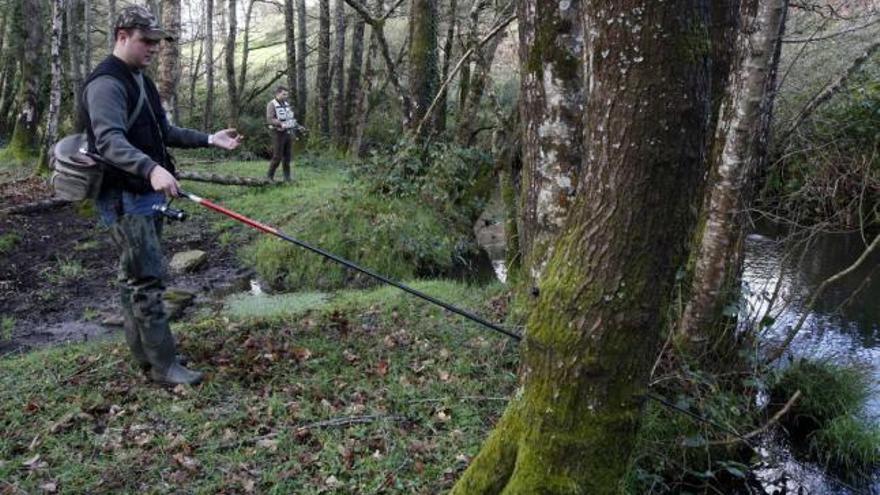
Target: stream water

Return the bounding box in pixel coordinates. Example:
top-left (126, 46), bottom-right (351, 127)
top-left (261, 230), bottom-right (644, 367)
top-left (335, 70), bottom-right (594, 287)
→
top-left (743, 227), bottom-right (879, 494)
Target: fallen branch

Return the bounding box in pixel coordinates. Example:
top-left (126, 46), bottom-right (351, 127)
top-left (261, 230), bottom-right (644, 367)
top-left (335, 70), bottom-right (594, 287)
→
top-left (0, 198), bottom-right (70, 216)
top-left (177, 171), bottom-right (272, 187)
top-left (710, 390), bottom-right (802, 446)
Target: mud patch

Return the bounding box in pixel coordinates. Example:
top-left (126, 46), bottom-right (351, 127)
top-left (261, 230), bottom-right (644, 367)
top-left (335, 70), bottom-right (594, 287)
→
top-left (0, 179), bottom-right (248, 356)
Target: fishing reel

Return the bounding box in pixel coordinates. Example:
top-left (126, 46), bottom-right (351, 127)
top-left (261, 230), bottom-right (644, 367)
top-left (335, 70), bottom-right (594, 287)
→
top-left (153, 198), bottom-right (187, 222)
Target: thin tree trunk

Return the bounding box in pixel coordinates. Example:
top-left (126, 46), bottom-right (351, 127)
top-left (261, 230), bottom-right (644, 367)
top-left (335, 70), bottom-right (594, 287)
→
top-left (317, 0), bottom-right (331, 135)
top-left (344, 14), bottom-right (366, 145)
top-left (8, 0), bottom-right (44, 159)
top-left (188, 4), bottom-right (204, 125)
top-left (332, 0), bottom-right (347, 144)
top-left (434, 0), bottom-right (456, 134)
top-left (516, 0), bottom-right (583, 286)
top-left (777, 39), bottom-right (880, 147)
top-left (295, 0), bottom-right (307, 122)
top-left (679, 0), bottom-right (788, 343)
top-left (236, 0), bottom-right (255, 112)
top-left (107, 0), bottom-right (116, 51)
top-left (407, 0), bottom-right (438, 133)
top-left (39, 0), bottom-right (66, 173)
top-left (284, 0), bottom-right (297, 113)
top-left (452, 0), bottom-right (712, 491)
top-left (203, 0), bottom-right (214, 129)
top-left (82, 0), bottom-right (91, 73)
top-left (158, 0), bottom-right (181, 123)
top-left (67, 0), bottom-right (83, 123)
top-left (457, 0), bottom-right (488, 117)
top-left (349, 1), bottom-right (379, 156)
top-left (225, 0), bottom-right (239, 126)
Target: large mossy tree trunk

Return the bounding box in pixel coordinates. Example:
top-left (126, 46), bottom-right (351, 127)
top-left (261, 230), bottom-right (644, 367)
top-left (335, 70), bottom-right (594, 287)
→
top-left (678, 0), bottom-right (788, 347)
top-left (451, 1), bottom-right (712, 492)
top-left (407, 0), bottom-right (438, 133)
top-left (158, 0), bottom-right (181, 123)
top-left (516, 0), bottom-right (584, 288)
top-left (7, 0), bottom-right (44, 161)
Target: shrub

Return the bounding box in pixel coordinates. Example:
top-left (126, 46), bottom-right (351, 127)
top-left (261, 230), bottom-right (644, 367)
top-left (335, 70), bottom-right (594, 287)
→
top-left (770, 359), bottom-right (871, 432)
top-left (244, 183), bottom-right (477, 291)
top-left (809, 414), bottom-right (880, 478)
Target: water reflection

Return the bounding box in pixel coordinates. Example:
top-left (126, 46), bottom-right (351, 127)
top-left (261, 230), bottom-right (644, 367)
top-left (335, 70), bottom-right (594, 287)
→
top-left (742, 227), bottom-right (880, 493)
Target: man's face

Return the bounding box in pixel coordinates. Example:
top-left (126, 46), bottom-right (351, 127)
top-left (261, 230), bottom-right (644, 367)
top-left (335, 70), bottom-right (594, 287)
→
top-left (117, 29), bottom-right (161, 69)
top-left (277, 90), bottom-right (289, 102)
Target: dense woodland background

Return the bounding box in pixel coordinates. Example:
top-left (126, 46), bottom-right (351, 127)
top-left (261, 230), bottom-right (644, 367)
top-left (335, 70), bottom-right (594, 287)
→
top-left (0, 0), bottom-right (879, 492)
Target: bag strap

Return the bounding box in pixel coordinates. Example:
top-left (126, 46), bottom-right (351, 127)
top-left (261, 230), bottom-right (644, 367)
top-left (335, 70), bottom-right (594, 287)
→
top-left (126, 78), bottom-right (146, 131)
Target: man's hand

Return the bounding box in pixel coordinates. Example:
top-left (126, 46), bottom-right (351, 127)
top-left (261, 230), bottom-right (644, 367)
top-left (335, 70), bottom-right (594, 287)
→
top-left (209, 129), bottom-right (243, 150)
top-left (149, 165), bottom-right (180, 197)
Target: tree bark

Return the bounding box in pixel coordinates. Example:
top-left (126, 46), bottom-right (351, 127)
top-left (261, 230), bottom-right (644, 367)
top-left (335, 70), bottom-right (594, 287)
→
top-left (39, 0), bottom-right (66, 173)
top-left (344, 13), bottom-right (366, 145)
top-left (451, 1), bottom-right (712, 492)
top-left (349, 0), bottom-right (380, 156)
top-left (187, 2), bottom-right (204, 125)
top-left (516, 0), bottom-right (583, 286)
top-left (82, 0), bottom-right (91, 73)
top-left (295, 0), bottom-right (307, 122)
top-left (158, 0), bottom-right (181, 124)
top-left (107, 0), bottom-right (116, 51)
top-left (317, 0), bottom-right (331, 135)
top-left (67, 0), bottom-right (84, 123)
top-left (203, 0), bottom-right (214, 129)
top-left (225, 0), bottom-right (239, 127)
top-left (236, 0), bottom-right (256, 119)
top-left (433, 0), bottom-right (456, 134)
top-left (407, 0), bottom-right (438, 133)
top-left (332, 0), bottom-right (347, 144)
top-left (8, 0), bottom-right (44, 160)
top-left (177, 170), bottom-right (271, 186)
top-left (678, 0), bottom-right (788, 344)
top-left (284, 0), bottom-right (297, 113)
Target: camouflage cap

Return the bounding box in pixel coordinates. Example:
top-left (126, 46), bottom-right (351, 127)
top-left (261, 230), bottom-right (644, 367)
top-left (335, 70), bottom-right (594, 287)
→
top-left (115, 5), bottom-right (174, 41)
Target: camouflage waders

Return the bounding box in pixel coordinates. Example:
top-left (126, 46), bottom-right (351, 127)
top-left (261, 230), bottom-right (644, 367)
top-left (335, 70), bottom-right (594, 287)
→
top-left (267, 130), bottom-right (292, 182)
top-left (110, 214), bottom-right (202, 385)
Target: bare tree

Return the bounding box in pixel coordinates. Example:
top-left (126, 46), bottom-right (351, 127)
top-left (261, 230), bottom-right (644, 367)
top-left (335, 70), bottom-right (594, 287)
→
top-left (332, 0), bottom-right (347, 143)
top-left (284, 0), bottom-right (297, 113)
top-left (158, 0), bottom-right (181, 123)
top-left (433, 0), bottom-right (456, 134)
top-left (225, 0), bottom-right (239, 126)
top-left (296, 0), bottom-right (307, 121)
top-left (203, 0), bottom-right (214, 129)
top-left (452, 0), bottom-right (713, 491)
top-left (317, 0), bottom-right (330, 135)
top-left (82, 0), bottom-right (91, 73)
top-left (40, 0), bottom-right (66, 173)
top-left (344, 12), bottom-right (366, 143)
top-left (107, 0), bottom-right (116, 51)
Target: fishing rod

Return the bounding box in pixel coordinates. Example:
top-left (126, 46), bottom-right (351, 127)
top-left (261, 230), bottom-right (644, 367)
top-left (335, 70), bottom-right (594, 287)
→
top-left (155, 190), bottom-right (523, 343)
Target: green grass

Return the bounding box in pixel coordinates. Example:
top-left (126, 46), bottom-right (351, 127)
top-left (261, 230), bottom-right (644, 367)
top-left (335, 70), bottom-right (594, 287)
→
top-left (0, 232), bottom-right (21, 254)
top-left (0, 280), bottom-right (517, 493)
top-left (0, 316), bottom-right (14, 341)
top-left (770, 359), bottom-right (872, 430)
top-left (809, 414), bottom-right (880, 478)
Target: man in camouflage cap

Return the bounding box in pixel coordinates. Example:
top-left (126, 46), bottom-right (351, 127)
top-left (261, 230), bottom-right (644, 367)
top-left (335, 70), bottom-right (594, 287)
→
top-left (81, 4), bottom-right (242, 385)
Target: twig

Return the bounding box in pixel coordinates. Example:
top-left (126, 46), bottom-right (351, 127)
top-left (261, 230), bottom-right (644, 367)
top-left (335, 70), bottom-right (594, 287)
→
top-left (709, 390), bottom-right (801, 445)
top-left (767, 231), bottom-right (880, 363)
top-left (295, 414), bottom-right (408, 431)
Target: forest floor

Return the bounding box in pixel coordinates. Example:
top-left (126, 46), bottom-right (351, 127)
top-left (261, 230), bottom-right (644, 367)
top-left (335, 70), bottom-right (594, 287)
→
top-left (0, 157), bottom-right (518, 494)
